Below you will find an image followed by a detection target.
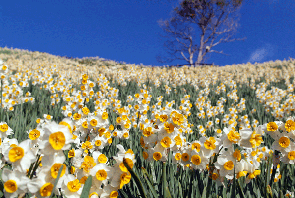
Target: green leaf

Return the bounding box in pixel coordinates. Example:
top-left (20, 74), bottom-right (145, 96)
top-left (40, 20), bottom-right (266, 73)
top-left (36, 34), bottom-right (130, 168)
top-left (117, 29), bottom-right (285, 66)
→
top-left (201, 186), bottom-right (207, 198)
top-left (162, 162), bottom-right (172, 198)
top-left (141, 167), bottom-right (159, 198)
top-left (237, 179), bottom-right (245, 198)
top-left (123, 157), bottom-right (147, 198)
top-left (80, 175), bottom-right (92, 198)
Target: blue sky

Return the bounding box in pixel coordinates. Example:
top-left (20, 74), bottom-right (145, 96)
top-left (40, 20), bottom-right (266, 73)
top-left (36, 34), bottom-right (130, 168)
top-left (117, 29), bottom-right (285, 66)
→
top-left (0, 0), bottom-right (294, 67)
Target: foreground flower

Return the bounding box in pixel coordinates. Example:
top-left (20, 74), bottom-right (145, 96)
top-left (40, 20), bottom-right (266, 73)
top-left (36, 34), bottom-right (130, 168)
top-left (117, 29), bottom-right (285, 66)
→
top-left (4, 139), bottom-right (35, 172)
top-left (1, 169), bottom-right (29, 198)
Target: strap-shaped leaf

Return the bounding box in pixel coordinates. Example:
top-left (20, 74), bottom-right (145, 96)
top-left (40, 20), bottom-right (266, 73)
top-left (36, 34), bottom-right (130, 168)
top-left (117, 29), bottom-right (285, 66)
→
top-left (162, 162), bottom-right (172, 198)
top-left (141, 167), bottom-right (159, 198)
top-left (123, 157), bottom-right (147, 198)
top-left (80, 175), bottom-right (92, 198)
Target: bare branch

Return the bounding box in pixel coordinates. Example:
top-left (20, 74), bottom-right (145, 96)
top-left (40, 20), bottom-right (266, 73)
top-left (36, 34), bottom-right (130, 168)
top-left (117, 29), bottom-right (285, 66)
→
top-left (156, 0), bottom-right (245, 66)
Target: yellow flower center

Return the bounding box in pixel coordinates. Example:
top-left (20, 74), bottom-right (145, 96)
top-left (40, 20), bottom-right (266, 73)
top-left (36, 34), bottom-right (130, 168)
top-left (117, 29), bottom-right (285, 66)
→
top-left (8, 146), bottom-right (24, 162)
top-left (110, 191), bottom-right (118, 198)
top-left (204, 137), bottom-right (216, 150)
top-left (29, 129), bottom-right (41, 140)
top-left (90, 119), bottom-right (98, 127)
top-left (82, 121), bottom-right (88, 129)
top-left (95, 140), bottom-right (102, 147)
top-left (175, 153), bottom-right (181, 161)
top-left (4, 180), bottom-right (18, 193)
top-left (98, 154), bottom-right (108, 163)
top-left (96, 170), bottom-right (108, 181)
top-left (182, 153), bottom-right (190, 162)
top-left (40, 183), bottom-right (53, 197)
top-left (143, 127), bottom-right (153, 137)
top-left (210, 173), bottom-right (219, 180)
top-left (102, 112), bottom-right (108, 120)
top-left (0, 124), bottom-right (8, 132)
top-left (233, 149), bottom-right (241, 161)
top-left (224, 161), bottom-right (234, 170)
top-left (120, 172), bottom-right (131, 189)
top-left (153, 152), bottom-right (162, 161)
top-left (82, 107), bottom-right (90, 115)
top-left (143, 151), bottom-right (149, 159)
top-left (191, 155), bottom-right (201, 165)
top-left (164, 122), bottom-right (174, 133)
top-left (279, 136), bottom-right (290, 148)
top-left (285, 120), bottom-right (295, 132)
top-left (191, 143), bottom-right (201, 152)
top-left (67, 179), bottom-right (81, 192)
top-left (160, 137), bottom-right (172, 148)
top-left (81, 141), bottom-right (93, 150)
top-left (227, 130), bottom-right (240, 143)
top-left (288, 151), bottom-right (295, 160)
top-left (50, 164), bottom-right (66, 178)
top-left (119, 158), bottom-right (134, 172)
top-left (49, 132), bottom-right (66, 150)
top-left (81, 156), bottom-right (96, 173)
top-left (249, 131), bottom-right (263, 148)
top-left (68, 149), bottom-right (75, 158)
top-left (267, 122), bottom-right (278, 131)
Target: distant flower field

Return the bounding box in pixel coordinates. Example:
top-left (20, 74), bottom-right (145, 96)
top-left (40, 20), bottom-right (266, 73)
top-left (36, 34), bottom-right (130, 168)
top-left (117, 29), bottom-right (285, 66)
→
top-left (0, 47), bottom-right (295, 198)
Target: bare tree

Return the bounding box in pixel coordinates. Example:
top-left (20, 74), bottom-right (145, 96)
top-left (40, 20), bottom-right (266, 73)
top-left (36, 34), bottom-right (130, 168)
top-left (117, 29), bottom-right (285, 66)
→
top-left (156, 0), bottom-right (246, 67)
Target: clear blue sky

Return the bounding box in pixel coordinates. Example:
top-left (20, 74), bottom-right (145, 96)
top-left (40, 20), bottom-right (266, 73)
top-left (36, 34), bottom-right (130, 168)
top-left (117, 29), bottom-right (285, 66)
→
top-left (0, 0), bottom-right (294, 66)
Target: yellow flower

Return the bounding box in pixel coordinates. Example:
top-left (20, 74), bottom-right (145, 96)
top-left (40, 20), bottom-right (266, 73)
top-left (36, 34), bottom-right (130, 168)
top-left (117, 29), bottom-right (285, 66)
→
top-left (191, 155), bottom-right (201, 165)
top-left (29, 129), bottom-right (40, 140)
top-left (8, 146), bottom-right (24, 162)
top-left (4, 180), bottom-right (18, 193)
top-left (164, 122), bottom-right (174, 133)
top-left (288, 151), bottom-right (295, 160)
top-left (67, 179), bottom-right (81, 192)
top-left (50, 164), bottom-right (66, 178)
top-left (49, 132), bottom-right (66, 150)
top-left (224, 161), bottom-right (234, 170)
top-left (68, 149), bottom-right (75, 158)
top-left (204, 137), bottom-right (216, 150)
top-left (279, 136), bottom-right (290, 148)
top-left (285, 120), bottom-right (295, 132)
top-left (160, 137), bottom-right (172, 148)
top-left (153, 152), bottom-right (162, 161)
top-left (267, 122), bottom-right (278, 131)
top-left (40, 183), bottom-right (54, 197)
top-left (120, 172), bottom-right (131, 189)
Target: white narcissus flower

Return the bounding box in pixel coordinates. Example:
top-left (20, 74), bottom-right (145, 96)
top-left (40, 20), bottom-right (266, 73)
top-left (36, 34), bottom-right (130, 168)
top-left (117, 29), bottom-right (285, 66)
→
top-left (92, 151), bottom-right (108, 164)
top-left (280, 143), bottom-right (295, 164)
top-left (0, 138), bottom-right (18, 155)
top-left (100, 185), bottom-right (119, 198)
top-left (38, 151), bottom-right (68, 189)
top-left (272, 132), bottom-right (293, 153)
top-left (220, 127), bottom-right (241, 148)
top-left (38, 121), bottom-right (74, 155)
top-left (90, 164), bottom-right (114, 188)
top-left (61, 174), bottom-right (83, 198)
top-left (190, 149), bottom-right (210, 171)
top-left (239, 128), bottom-right (263, 149)
top-left (27, 168), bottom-right (57, 198)
top-left (4, 139), bottom-right (36, 172)
top-left (0, 122), bottom-right (13, 140)
top-left (214, 148), bottom-right (236, 180)
top-left (1, 168), bottom-right (29, 198)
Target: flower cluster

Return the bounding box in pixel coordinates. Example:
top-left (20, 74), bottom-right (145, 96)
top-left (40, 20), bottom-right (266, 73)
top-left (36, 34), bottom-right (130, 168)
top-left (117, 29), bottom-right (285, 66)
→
top-left (0, 115), bottom-right (135, 198)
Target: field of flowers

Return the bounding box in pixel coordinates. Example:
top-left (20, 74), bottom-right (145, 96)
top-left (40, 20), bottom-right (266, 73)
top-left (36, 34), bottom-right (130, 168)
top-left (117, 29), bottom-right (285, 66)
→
top-left (0, 46), bottom-right (295, 198)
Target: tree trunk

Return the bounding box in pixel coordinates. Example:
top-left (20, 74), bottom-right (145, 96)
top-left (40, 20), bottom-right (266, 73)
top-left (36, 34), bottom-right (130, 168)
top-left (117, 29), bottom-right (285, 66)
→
top-left (196, 33), bottom-right (204, 66)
